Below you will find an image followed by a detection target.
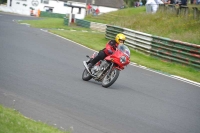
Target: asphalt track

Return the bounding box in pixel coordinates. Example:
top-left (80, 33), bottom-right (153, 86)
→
top-left (0, 12), bottom-right (200, 133)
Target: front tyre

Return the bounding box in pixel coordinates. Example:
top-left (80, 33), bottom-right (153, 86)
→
top-left (102, 69), bottom-right (120, 88)
top-left (82, 69), bottom-right (92, 81)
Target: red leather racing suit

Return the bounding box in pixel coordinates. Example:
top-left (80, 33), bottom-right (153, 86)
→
top-left (103, 40), bottom-right (118, 55)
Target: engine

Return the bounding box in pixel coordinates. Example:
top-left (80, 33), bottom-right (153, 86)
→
top-left (92, 60), bottom-right (110, 79)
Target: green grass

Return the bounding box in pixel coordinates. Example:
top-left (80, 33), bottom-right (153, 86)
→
top-left (50, 30), bottom-right (106, 50)
top-left (85, 7), bottom-right (146, 24)
top-left (0, 105), bottom-right (69, 133)
top-left (19, 18), bottom-right (90, 31)
top-left (86, 6), bottom-right (200, 44)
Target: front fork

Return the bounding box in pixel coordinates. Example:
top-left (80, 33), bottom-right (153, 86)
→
top-left (106, 62), bottom-right (122, 77)
top-left (107, 62), bottom-right (114, 76)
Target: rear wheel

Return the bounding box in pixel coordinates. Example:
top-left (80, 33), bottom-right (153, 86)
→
top-left (82, 69), bottom-right (92, 81)
top-left (102, 68), bottom-right (120, 88)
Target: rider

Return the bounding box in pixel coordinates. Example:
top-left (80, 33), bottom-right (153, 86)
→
top-left (88, 33), bottom-right (126, 70)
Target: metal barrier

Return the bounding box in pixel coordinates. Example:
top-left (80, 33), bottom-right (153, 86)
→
top-left (76, 19), bottom-right (91, 28)
top-left (64, 17), bottom-right (69, 26)
top-left (105, 25), bottom-right (124, 40)
top-left (40, 11), bottom-right (66, 18)
top-left (90, 22), bottom-right (107, 32)
top-left (151, 36), bottom-right (200, 68)
top-left (123, 28), bottom-right (152, 53)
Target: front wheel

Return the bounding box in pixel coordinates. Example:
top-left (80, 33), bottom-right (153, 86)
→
top-left (82, 69), bottom-right (92, 81)
top-left (102, 68), bottom-right (120, 88)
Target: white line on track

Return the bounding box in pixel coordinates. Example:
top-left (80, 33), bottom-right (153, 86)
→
top-left (130, 63), bottom-right (200, 87)
top-left (40, 29), bottom-right (200, 87)
top-left (20, 23), bottom-right (30, 26)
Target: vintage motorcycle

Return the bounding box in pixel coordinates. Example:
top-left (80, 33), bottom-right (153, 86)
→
top-left (82, 44), bottom-right (130, 88)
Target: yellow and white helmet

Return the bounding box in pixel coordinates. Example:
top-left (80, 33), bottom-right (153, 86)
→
top-left (115, 33), bottom-right (126, 44)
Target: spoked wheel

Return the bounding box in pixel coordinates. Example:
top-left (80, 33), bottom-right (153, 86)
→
top-left (82, 69), bottom-right (92, 81)
top-left (102, 68), bottom-right (120, 88)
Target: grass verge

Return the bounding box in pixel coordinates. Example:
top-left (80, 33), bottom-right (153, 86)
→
top-left (0, 105), bottom-right (69, 133)
top-left (86, 6), bottom-right (200, 44)
top-left (19, 16), bottom-right (200, 83)
top-left (19, 18), bottom-right (90, 31)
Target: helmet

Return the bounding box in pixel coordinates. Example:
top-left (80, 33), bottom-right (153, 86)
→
top-left (115, 33), bottom-right (126, 44)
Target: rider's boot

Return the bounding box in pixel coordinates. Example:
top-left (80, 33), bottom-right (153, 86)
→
top-left (88, 63), bottom-right (93, 72)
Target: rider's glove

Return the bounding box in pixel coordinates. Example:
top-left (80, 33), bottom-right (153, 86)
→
top-left (112, 45), bottom-right (117, 50)
top-left (107, 49), bottom-right (113, 55)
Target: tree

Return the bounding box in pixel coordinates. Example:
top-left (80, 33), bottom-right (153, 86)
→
top-left (0, 0), bottom-right (7, 4)
top-left (124, 0), bottom-right (146, 7)
top-left (124, 0), bottom-right (136, 7)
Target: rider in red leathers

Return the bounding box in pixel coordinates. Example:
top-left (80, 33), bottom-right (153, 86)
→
top-left (88, 33), bottom-right (126, 70)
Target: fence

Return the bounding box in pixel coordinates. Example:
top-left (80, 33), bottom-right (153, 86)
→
top-left (40, 11), bottom-right (67, 18)
top-left (124, 28), bottom-right (153, 54)
top-left (146, 4), bottom-right (200, 19)
top-left (76, 19), bottom-right (91, 28)
top-left (90, 22), bottom-right (107, 32)
top-left (75, 19), bottom-right (107, 32)
top-left (105, 25), bottom-right (124, 40)
top-left (151, 36), bottom-right (200, 68)
top-left (106, 25), bottom-right (200, 69)
top-left (64, 17), bottom-right (69, 26)
top-left (192, 7), bottom-right (200, 19)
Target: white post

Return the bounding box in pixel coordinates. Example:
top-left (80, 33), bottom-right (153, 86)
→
top-left (69, 13), bottom-right (72, 25)
top-left (7, 0), bottom-right (11, 7)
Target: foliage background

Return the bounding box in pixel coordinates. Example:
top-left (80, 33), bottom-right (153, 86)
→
top-left (0, 0), bottom-right (6, 4)
top-left (124, 0), bottom-right (147, 7)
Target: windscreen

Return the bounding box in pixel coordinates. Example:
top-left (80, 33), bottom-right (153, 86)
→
top-left (118, 45), bottom-right (130, 58)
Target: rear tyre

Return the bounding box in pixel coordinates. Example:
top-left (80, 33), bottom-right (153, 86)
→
top-left (102, 69), bottom-right (120, 88)
top-left (82, 69), bottom-right (92, 81)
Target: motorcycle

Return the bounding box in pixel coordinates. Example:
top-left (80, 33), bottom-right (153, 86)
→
top-left (82, 44), bottom-right (131, 88)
